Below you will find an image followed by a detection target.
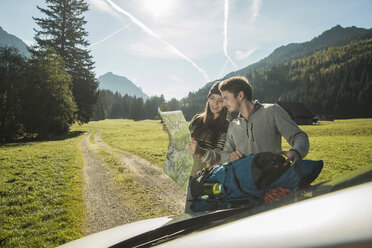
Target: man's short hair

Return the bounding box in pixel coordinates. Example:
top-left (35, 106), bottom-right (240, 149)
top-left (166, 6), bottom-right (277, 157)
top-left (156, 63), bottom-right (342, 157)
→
top-left (219, 76), bottom-right (252, 101)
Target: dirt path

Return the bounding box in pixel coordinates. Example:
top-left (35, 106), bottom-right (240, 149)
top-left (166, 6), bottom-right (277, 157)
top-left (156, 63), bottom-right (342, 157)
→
top-left (81, 129), bottom-right (186, 235)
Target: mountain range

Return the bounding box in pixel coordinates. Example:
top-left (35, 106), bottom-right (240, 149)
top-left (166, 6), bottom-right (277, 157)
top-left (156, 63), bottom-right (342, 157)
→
top-left (223, 25), bottom-right (369, 79)
top-left (0, 27), bottom-right (147, 99)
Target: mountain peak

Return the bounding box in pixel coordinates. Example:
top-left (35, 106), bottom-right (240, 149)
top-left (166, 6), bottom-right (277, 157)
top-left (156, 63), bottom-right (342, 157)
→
top-left (309, 25), bottom-right (366, 46)
top-left (0, 26), bottom-right (31, 57)
top-left (98, 72), bottom-right (148, 99)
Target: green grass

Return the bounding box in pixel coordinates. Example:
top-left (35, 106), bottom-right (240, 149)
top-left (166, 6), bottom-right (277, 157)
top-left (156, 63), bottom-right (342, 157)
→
top-left (0, 130), bottom-right (87, 248)
top-left (85, 118), bottom-right (371, 184)
top-left (282, 119), bottom-right (372, 183)
top-left (83, 119), bottom-right (169, 167)
top-left (96, 149), bottom-right (178, 218)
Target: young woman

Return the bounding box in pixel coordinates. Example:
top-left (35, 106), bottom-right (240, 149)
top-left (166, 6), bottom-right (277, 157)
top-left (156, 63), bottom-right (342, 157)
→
top-left (187, 82), bottom-right (229, 176)
top-left (163, 82), bottom-right (229, 175)
top-left (163, 82), bottom-right (229, 213)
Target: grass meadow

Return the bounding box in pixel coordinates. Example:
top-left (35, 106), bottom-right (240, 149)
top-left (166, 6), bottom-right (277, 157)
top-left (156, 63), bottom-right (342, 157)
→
top-left (0, 131), bottom-right (87, 247)
top-left (282, 119), bottom-right (372, 183)
top-left (82, 119), bottom-right (169, 167)
top-left (0, 118), bottom-right (371, 247)
top-left (87, 118), bottom-right (371, 184)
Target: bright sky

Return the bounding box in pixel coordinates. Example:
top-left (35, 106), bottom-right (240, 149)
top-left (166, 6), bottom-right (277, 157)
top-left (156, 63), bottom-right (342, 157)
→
top-left (0, 0), bottom-right (371, 99)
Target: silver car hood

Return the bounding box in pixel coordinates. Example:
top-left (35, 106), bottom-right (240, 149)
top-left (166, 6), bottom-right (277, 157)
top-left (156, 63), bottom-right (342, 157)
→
top-left (60, 166), bottom-right (372, 248)
top-left (58, 216), bottom-right (175, 248)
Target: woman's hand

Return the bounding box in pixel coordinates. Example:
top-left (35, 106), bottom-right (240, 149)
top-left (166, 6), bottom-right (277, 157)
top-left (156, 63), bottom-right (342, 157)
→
top-left (188, 139), bottom-right (197, 155)
top-left (162, 123), bottom-right (169, 133)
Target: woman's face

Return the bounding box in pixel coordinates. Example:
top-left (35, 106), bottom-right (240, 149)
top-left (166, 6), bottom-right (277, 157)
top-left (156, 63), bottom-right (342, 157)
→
top-left (208, 93), bottom-right (224, 116)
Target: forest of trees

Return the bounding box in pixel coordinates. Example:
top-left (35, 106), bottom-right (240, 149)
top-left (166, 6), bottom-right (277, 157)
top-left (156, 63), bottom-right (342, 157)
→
top-left (0, 0), bottom-right (98, 142)
top-left (92, 88), bottom-right (211, 122)
top-left (93, 90), bottom-right (168, 121)
top-left (249, 38), bottom-right (372, 118)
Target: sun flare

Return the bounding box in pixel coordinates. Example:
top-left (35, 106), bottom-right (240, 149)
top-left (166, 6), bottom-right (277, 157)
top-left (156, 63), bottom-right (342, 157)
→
top-left (141, 0), bottom-right (175, 18)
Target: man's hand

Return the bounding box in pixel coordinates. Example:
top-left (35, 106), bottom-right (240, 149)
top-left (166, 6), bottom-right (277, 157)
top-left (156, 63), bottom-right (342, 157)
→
top-left (279, 150), bottom-right (301, 166)
top-left (228, 150), bottom-right (243, 161)
top-left (188, 139), bottom-right (197, 155)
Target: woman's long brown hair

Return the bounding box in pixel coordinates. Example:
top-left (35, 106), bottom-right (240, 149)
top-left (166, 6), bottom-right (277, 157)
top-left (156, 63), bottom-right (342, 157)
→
top-left (192, 100), bottom-right (228, 145)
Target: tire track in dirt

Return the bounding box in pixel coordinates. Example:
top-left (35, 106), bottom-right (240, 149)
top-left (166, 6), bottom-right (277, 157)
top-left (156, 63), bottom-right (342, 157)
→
top-left (81, 129), bottom-right (186, 235)
top-left (93, 129), bottom-right (186, 213)
top-left (81, 131), bottom-right (137, 235)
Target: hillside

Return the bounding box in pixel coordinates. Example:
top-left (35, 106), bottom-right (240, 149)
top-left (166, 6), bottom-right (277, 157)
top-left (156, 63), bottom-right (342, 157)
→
top-left (98, 72), bottom-right (148, 100)
top-left (0, 26), bottom-right (30, 57)
top-left (179, 25), bottom-right (372, 120)
top-left (224, 25), bottom-right (368, 79)
top-left (250, 37), bottom-right (372, 118)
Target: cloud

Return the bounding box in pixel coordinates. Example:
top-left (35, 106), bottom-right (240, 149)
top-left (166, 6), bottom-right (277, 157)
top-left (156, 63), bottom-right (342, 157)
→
top-left (150, 84), bottom-right (191, 100)
top-left (149, 20), bottom-right (222, 59)
top-left (104, 0), bottom-right (210, 82)
top-left (218, 0), bottom-right (238, 78)
top-left (127, 39), bottom-right (179, 59)
top-left (234, 48), bottom-right (258, 60)
top-left (90, 22), bottom-right (133, 48)
top-left (124, 75), bottom-right (186, 100)
top-left (22, 39), bottom-right (34, 46)
top-left (91, 0), bottom-right (225, 60)
top-left (169, 74), bottom-right (185, 84)
top-left (223, 0), bottom-right (237, 70)
top-left (218, 59), bottom-right (229, 78)
top-left (250, 0), bottom-right (262, 22)
top-left (88, 0), bottom-right (123, 20)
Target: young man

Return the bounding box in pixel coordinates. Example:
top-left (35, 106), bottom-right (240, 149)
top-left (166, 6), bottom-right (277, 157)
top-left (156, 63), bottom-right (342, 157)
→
top-left (219, 76), bottom-right (309, 166)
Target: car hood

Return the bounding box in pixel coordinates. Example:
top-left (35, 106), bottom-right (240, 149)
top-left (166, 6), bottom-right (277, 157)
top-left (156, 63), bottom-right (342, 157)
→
top-left (59, 165), bottom-right (372, 248)
top-left (58, 215), bottom-right (185, 248)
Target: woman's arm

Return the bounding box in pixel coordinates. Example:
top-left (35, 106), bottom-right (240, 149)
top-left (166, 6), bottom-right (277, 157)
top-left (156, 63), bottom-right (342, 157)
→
top-left (196, 132), bottom-right (227, 166)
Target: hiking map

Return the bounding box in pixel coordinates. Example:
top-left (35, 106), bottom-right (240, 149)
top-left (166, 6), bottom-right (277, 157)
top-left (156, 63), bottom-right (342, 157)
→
top-left (158, 108), bottom-right (193, 190)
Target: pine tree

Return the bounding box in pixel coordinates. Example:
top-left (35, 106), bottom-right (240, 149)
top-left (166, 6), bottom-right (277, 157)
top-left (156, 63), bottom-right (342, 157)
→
top-left (93, 91), bottom-right (107, 121)
top-left (131, 97), bottom-right (145, 120)
top-left (32, 0), bottom-right (98, 123)
top-left (109, 100), bottom-right (124, 119)
top-left (22, 49), bottom-right (76, 138)
top-left (168, 98), bottom-right (181, 111)
top-left (0, 47), bottom-right (28, 142)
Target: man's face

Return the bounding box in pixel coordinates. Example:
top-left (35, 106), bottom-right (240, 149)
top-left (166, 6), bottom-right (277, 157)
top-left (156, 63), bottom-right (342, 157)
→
top-left (221, 90), bottom-right (239, 113)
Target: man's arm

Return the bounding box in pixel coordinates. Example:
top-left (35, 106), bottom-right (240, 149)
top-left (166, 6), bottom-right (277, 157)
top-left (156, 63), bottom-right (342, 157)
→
top-left (220, 124), bottom-right (237, 162)
top-left (273, 105), bottom-right (310, 160)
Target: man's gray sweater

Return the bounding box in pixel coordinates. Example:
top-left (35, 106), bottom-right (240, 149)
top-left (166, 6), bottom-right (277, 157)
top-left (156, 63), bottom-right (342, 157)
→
top-left (221, 102), bottom-right (309, 162)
